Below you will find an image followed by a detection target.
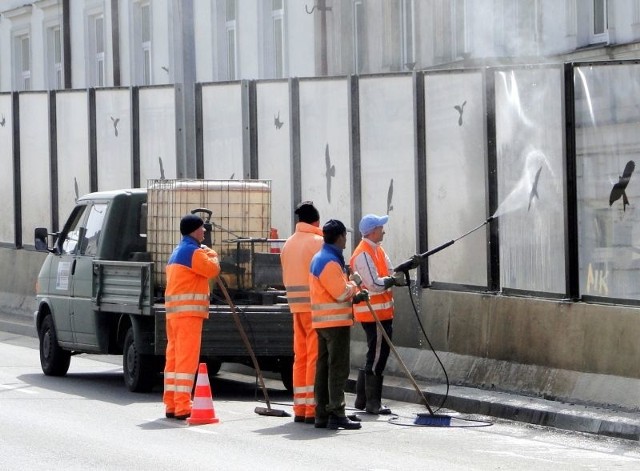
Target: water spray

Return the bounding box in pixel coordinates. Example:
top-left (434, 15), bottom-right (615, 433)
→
top-left (394, 216), bottom-right (495, 273)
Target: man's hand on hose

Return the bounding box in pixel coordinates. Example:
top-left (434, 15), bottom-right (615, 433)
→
top-left (392, 271), bottom-right (408, 286)
top-left (382, 276), bottom-right (396, 289)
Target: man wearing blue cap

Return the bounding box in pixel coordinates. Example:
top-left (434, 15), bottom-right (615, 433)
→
top-left (349, 214), bottom-right (405, 415)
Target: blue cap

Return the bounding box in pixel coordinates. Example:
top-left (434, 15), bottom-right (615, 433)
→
top-left (359, 214), bottom-right (389, 236)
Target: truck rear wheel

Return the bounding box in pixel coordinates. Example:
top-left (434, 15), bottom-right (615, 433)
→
top-left (280, 357), bottom-right (294, 392)
top-left (205, 358), bottom-right (222, 376)
top-left (38, 314), bottom-right (71, 376)
top-left (123, 327), bottom-right (157, 393)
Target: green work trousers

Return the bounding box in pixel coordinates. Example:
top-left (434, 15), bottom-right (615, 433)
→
top-left (314, 326), bottom-right (351, 420)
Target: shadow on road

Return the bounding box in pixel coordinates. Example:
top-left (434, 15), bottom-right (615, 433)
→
top-left (17, 369), bottom-right (291, 408)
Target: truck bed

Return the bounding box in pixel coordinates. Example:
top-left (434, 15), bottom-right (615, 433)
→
top-left (153, 304), bottom-right (293, 357)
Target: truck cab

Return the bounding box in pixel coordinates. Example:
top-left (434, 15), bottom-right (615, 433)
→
top-left (34, 189), bottom-right (161, 390)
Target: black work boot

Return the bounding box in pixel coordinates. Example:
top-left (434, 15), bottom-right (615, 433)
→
top-left (354, 369), bottom-right (366, 410)
top-left (365, 373), bottom-right (392, 415)
top-left (327, 414), bottom-right (362, 430)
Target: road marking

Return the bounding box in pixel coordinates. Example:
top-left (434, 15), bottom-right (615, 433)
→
top-left (0, 382), bottom-right (37, 394)
top-left (189, 427), bottom-right (220, 435)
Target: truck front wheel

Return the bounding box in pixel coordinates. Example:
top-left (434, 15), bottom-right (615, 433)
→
top-left (123, 327), bottom-right (157, 393)
top-left (39, 314), bottom-right (71, 376)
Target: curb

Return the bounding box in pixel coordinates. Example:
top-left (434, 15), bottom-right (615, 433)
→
top-left (0, 311), bottom-right (36, 338)
top-left (346, 376), bottom-right (640, 442)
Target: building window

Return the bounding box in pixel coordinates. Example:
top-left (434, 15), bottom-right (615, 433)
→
top-left (566, 0), bottom-right (577, 37)
top-left (502, 0), bottom-right (539, 56)
top-left (353, 0), bottom-right (366, 73)
top-left (226, 0), bottom-right (237, 80)
top-left (89, 14), bottom-right (106, 87)
top-left (47, 26), bottom-right (64, 89)
top-left (591, 0), bottom-right (609, 43)
top-left (401, 0), bottom-right (415, 69)
top-left (140, 3), bottom-right (152, 85)
top-left (453, 0), bottom-right (467, 59)
top-left (272, 0), bottom-right (285, 78)
top-left (14, 34), bottom-right (31, 91)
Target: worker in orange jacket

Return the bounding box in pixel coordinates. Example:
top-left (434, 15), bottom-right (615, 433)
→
top-left (280, 201), bottom-right (324, 424)
top-left (350, 214), bottom-right (406, 415)
top-left (163, 214), bottom-right (220, 420)
top-left (310, 219), bottom-right (368, 430)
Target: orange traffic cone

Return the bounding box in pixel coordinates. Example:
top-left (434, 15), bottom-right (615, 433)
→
top-left (187, 363), bottom-right (219, 425)
top-left (269, 228), bottom-right (281, 253)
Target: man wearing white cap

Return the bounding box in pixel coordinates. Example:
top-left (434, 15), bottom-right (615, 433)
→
top-left (349, 214), bottom-right (404, 415)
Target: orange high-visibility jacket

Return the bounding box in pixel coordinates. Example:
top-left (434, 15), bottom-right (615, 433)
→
top-left (280, 222), bottom-right (324, 313)
top-left (310, 243), bottom-right (357, 329)
top-left (350, 240), bottom-right (394, 322)
top-left (165, 236), bottom-right (220, 319)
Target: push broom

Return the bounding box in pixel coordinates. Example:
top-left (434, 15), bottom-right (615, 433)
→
top-left (216, 278), bottom-right (290, 417)
top-left (192, 207), bottom-right (288, 417)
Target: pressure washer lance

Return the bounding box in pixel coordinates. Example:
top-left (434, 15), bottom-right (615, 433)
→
top-left (350, 273), bottom-right (452, 426)
top-left (393, 216), bottom-right (495, 274)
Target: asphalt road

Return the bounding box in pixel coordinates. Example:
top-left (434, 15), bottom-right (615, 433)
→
top-left (1, 331), bottom-right (639, 470)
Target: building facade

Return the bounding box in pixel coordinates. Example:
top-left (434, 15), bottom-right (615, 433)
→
top-left (1, 1), bottom-right (640, 92)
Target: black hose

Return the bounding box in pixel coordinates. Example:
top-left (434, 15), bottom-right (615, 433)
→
top-left (404, 279), bottom-right (450, 413)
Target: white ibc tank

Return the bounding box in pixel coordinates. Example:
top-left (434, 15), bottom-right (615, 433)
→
top-left (147, 179), bottom-right (272, 291)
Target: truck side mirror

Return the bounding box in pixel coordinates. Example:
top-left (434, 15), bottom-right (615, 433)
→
top-left (34, 227), bottom-right (49, 251)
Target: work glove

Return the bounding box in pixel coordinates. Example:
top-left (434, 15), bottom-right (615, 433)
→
top-left (409, 254), bottom-right (422, 269)
top-left (352, 289), bottom-right (369, 304)
top-left (392, 271), bottom-right (408, 286)
top-left (382, 276), bottom-right (396, 289)
top-left (349, 272), bottom-right (363, 287)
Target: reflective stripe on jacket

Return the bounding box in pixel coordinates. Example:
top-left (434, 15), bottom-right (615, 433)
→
top-left (309, 243), bottom-right (357, 329)
top-left (280, 222), bottom-right (324, 313)
top-left (165, 236), bottom-right (221, 320)
top-left (349, 239), bottom-right (394, 322)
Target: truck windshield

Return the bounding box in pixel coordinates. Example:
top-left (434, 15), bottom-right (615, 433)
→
top-left (60, 206), bottom-right (87, 255)
top-left (81, 203), bottom-right (108, 256)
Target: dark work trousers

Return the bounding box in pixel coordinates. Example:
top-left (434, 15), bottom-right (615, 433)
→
top-left (314, 326), bottom-right (351, 419)
top-left (361, 319), bottom-right (393, 376)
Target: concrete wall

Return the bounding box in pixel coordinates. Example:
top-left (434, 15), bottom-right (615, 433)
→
top-left (0, 247), bottom-right (46, 318)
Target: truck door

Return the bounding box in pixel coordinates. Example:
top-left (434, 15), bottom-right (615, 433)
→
top-left (48, 204), bottom-right (89, 345)
top-left (70, 202), bottom-right (108, 349)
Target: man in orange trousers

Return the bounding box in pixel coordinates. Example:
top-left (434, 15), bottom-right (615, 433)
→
top-left (163, 214), bottom-right (220, 420)
top-left (281, 201), bottom-right (323, 423)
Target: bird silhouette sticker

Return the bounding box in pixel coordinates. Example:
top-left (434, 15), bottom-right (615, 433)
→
top-left (158, 156), bottom-right (165, 180)
top-left (274, 111), bottom-right (284, 130)
top-left (74, 177), bottom-right (79, 202)
top-left (387, 178), bottom-right (394, 213)
top-left (229, 173), bottom-right (235, 179)
top-left (454, 100), bottom-right (467, 126)
top-left (110, 116), bottom-right (120, 137)
top-left (324, 143), bottom-right (335, 203)
top-left (528, 166), bottom-right (542, 211)
top-left (609, 160), bottom-right (635, 212)
top-left (0, 114), bottom-right (5, 127)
